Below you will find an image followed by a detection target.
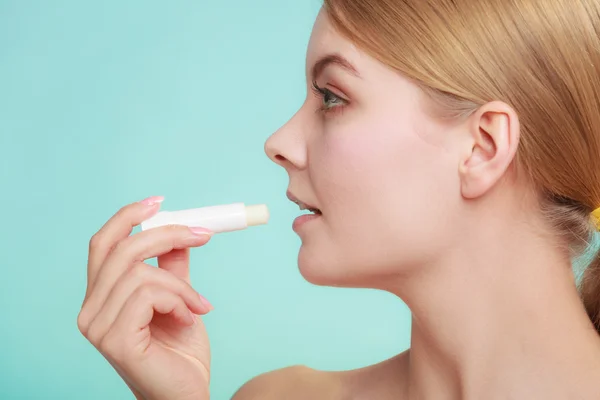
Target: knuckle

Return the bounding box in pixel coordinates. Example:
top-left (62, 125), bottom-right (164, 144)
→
top-left (88, 233), bottom-right (104, 251)
top-left (111, 237), bottom-right (131, 257)
top-left (129, 262), bottom-right (149, 281)
top-left (115, 204), bottom-right (131, 219)
top-left (77, 310), bottom-right (91, 336)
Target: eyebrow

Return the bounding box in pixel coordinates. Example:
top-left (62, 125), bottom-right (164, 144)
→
top-left (310, 54), bottom-right (361, 81)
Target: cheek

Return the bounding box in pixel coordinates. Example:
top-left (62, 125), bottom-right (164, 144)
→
top-left (315, 119), bottom-right (446, 216)
top-left (307, 117), bottom-right (458, 274)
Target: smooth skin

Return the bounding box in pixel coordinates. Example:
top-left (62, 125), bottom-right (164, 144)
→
top-left (77, 194), bottom-right (407, 400)
top-left (79, 8), bottom-right (600, 400)
top-left (78, 196), bottom-right (213, 400)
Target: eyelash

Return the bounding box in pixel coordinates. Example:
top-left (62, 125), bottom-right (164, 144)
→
top-left (311, 81), bottom-right (348, 115)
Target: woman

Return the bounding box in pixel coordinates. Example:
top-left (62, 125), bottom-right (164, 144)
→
top-left (77, 0), bottom-right (600, 398)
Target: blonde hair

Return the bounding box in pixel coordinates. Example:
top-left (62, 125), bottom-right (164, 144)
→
top-left (323, 0), bottom-right (600, 331)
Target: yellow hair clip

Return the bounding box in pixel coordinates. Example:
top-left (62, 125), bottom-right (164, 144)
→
top-left (593, 207), bottom-right (600, 231)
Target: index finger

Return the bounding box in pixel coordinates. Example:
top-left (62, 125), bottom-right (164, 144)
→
top-left (85, 224), bottom-right (212, 318)
top-left (86, 196), bottom-right (164, 295)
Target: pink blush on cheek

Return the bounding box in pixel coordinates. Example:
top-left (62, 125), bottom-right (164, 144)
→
top-left (316, 119), bottom-right (447, 205)
top-left (311, 133), bottom-right (390, 210)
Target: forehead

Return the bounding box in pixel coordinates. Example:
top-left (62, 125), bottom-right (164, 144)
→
top-left (305, 9), bottom-right (364, 77)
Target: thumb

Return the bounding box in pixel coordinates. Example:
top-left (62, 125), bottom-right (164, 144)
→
top-left (158, 248), bottom-right (191, 283)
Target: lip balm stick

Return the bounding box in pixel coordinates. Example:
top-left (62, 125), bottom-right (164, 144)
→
top-left (140, 203), bottom-right (269, 233)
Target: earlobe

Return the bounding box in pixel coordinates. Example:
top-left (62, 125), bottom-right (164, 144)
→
top-left (459, 101), bottom-right (520, 199)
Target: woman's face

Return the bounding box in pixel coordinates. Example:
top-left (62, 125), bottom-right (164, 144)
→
top-left (265, 10), bottom-right (464, 288)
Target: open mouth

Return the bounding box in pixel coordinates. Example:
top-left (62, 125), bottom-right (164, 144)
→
top-left (298, 204), bottom-right (322, 215)
top-left (287, 190), bottom-right (322, 215)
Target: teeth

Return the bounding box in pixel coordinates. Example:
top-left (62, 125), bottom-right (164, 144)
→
top-left (297, 203), bottom-right (311, 211)
top-left (294, 200), bottom-right (321, 214)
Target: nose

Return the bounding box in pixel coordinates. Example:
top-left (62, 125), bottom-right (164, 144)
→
top-left (264, 110), bottom-right (308, 171)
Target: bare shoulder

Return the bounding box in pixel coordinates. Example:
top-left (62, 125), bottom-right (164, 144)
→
top-left (231, 365), bottom-right (343, 400)
top-left (231, 351), bottom-right (410, 400)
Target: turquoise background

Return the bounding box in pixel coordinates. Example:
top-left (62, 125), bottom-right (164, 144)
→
top-left (0, 1), bottom-right (410, 399)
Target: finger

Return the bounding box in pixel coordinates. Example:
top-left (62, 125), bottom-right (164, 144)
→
top-left (85, 263), bottom-right (210, 344)
top-left (106, 286), bottom-right (195, 353)
top-left (157, 248), bottom-right (191, 283)
top-left (157, 226), bottom-right (211, 283)
top-left (85, 225), bottom-right (211, 320)
top-left (87, 196), bottom-right (164, 295)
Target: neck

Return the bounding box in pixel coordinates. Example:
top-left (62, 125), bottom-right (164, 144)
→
top-left (391, 222), bottom-right (600, 400)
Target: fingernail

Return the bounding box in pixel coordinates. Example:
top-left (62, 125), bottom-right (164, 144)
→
top-left (189, 227), bottom-right (213, 237)
top-left (139, 196), bottom-right (165, 206)
top-left (199, 294), bottom-right (214, 311)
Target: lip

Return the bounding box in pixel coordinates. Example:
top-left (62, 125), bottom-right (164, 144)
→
top-left (287, 190), bottom-right (322, 233)
top-left (293, 213), bottom-right (321, 232)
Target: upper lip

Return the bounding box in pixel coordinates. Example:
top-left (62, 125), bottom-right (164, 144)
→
top-left (286, 190), bottom-right (321, 212)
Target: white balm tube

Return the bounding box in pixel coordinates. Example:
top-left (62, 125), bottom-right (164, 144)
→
top-left (140, 202), bottom-right (269, 233)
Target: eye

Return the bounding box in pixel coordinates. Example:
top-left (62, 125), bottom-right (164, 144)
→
top-left (311, 81), bottom-right (348, 114)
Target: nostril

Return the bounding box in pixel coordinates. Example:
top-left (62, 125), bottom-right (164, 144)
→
top-left (275, 154), bottom-right (285, 162)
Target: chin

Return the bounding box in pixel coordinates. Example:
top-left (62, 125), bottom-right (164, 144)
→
top-left (297, 245), bottom-right (376, 288)
top-left (297, 240), bottom-right (417, 291)
top-left (297, 247), bottom-right (326, 286)
top-left (297, 245), bottom-right (343, 286)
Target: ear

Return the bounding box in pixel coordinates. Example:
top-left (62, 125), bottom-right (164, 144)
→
top-left (458, 101), bottom-right (520, 199)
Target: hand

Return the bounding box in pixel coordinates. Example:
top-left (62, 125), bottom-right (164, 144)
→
top-left (77, 196), bottom-right (214, 400)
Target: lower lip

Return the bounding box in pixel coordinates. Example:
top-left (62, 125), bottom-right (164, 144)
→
top-left (293, 213), bottom-right (321, 231)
